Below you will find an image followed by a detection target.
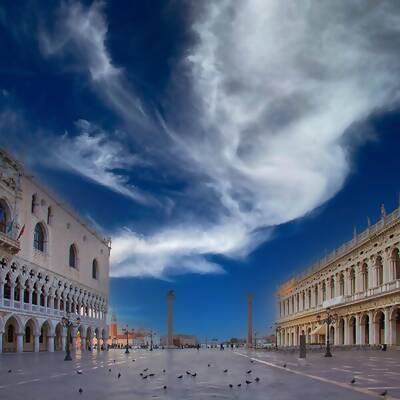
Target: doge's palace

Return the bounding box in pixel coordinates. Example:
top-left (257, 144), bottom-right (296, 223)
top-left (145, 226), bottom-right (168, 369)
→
top-left (276, 204), bottom-right (400, 349)
top-left (0, 148), bottom-right (110, 353)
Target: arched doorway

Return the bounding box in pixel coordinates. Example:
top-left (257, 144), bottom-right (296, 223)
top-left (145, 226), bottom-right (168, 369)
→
top-left (361, 314), bottom-right (369, 345)
top-left (390, 308), bottom-right (400, 346)
top-left (86, 327), bottom-right (92, 351)
top-left (55, 323), bottom-right (63, 351)
top-left (94, 328), bottom-right (100, 350)
top-left (39, 322), bottom-right (50, 351)
top-left (23, 319), bottom-right (38, 352)
top-left (329, 326), bottom-right (335, 345)
top-left (375, 311), bottom-right (385, 345)
top-left (3, 316), bottom-right (22, 352)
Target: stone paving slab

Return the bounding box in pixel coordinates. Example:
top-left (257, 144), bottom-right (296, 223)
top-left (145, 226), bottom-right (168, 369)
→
top-left (0, 348), bottom-right (398, 399)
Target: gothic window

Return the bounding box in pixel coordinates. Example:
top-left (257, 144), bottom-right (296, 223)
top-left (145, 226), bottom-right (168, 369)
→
top-left (322, 282), bottom-right (326, 301)
top-left (92, 259), bottom-right (98, 279)
top-left (34, 223), bottom-right (45, 252)
top-left (330, 277), bottom-right (335, 298)
top-left (0, 199), bottom-right (9, 233)
top-left (376, 256), bottom-right (383, 286)
top-left (47, 206), bottom-right (53, 225)
top-left (31, 194), bottom-right (37, 214)
top-left (69, 244), bottom-right (77, 268)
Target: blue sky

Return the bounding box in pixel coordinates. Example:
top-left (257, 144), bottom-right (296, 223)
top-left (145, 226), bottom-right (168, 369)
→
top-left (1, 1), bottom-right (400, 341)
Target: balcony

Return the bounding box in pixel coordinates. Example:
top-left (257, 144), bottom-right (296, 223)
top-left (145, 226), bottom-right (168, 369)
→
top-left (0, 230), bottom-right (20, 255)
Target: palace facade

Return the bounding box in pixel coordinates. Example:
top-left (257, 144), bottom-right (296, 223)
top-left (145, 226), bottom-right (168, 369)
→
top-left (0, 149), bottom-right (110, 353)
top-left (276, 205), bottom-right (400, 348)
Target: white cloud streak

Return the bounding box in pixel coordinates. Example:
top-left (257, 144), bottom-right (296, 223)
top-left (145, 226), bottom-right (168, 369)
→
top-left (37, 1), bottom-right (400, 278)
top-left (46, 119), bottom-right (154, 205)
top-left (39, 1), bottom-right (148, 126)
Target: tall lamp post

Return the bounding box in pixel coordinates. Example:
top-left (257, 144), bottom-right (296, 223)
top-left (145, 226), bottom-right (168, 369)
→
top-left (149, 330), bottom-right (156, 351)
top-left (122, 325), bottom-right (134, 354)
top-left (316, 307), bottom-right (338, 357)
top-left (272, 325), bottom-right (281, 348)
top-left (61, 314), bottom-right (81, 361)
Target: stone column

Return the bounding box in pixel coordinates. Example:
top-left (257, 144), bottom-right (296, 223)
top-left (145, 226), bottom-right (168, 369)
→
top-left (16, 333), bottom-right (23, 353)
top-left (368, 311), bottom-right (375, 345)
top-left (61, 335), bottom-right (66, 352)
top-left (343, 316), bottom-right (349, 345)
top-left (0, 332), bottom-right (2, 353)
top-left (19, 286), bottom-right (24, 305)
top-left (9, 283), bottom-right (15, 308)
top-left (47, 335), bottom-right (55, 352)
top-left (166, 290), bottom-right (175, 348)
top-left (384, 308), bottom-right (390, 345)
top-left (247, 293), bottom-right (254, 347)
top-left (355, 315), bottom-right (361, 345)
top-left (334, 322), bottom-right (340, 345)
top-left (34, 334), bottom-right (40, 352)
top-left (0, 280), bottom-right (4, 307)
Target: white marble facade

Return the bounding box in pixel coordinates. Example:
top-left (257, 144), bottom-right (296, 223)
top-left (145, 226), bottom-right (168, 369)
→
top-left (0, 149), bottom-right (110, 353)
top-left (276, 205), bottom-right (400, 348)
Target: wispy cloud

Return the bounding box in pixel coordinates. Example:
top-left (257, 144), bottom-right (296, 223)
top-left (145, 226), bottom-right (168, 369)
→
top-left (32, 1), bottom-right (400, 278)
top-left (39, 1), bottom-right (148, 127)
top-left (45, 119), bottom-right (155, 205)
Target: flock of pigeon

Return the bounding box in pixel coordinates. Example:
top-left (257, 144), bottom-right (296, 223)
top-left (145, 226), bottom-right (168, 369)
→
top-left (71, 357), bottom-right (263, 395)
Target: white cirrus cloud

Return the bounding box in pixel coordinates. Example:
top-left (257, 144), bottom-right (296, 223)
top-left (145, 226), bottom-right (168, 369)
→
top-left (39, 1), bottom-right (148, 127)
top-left (36, 1), bottom-right (400, 278)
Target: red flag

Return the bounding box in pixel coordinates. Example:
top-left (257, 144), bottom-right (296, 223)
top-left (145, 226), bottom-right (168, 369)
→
top-left (17, 224), bottom-right (25, 240)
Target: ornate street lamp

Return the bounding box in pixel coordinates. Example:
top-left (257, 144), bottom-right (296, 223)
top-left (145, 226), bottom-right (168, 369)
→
top-left (272, 324), bottom-right (281, 348)
top-left (316, 307), bottom-right (338, 357)
top-left (122, 325), bottom-right (134, 354)
top-left (61, 313), bottom-right (81, 361)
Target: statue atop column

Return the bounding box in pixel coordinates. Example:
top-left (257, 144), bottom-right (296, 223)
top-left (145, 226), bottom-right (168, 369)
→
top-left (166, 290), bottom-right (176, 348)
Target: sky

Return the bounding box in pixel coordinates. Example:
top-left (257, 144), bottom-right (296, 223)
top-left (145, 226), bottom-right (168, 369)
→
top-left (1, 0), bottom-right (400, 341)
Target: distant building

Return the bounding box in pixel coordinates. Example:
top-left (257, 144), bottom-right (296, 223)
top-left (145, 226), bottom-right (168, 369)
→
top-left (276, 204), bottom-right (400, 348)
top-left (160, 334), bottom-right (198, 347)
top-left (107, 313), bottom-right (154, 348)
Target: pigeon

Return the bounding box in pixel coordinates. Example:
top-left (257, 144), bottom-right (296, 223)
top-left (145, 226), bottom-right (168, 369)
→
top-left (7, 370), bottom-right (11, 373)
top-left (246, 380), bottom-right (252, 385)
top-left (350, 378), bottom-right (356, 385)
top-left (246, 370), bottom-right (252, 374)
top-left (149, 373), bottom-right (155, 377)
top-left (78, 388), bottom-right (83, 394)
top-left (177, 375), bottom-right (183, 379)
top-left (143, 368), bottom-right (149, 372)
top-left (237, 384), bottom-right (242, 387)
top-left (186, 371), bottom-right (192, 375)
top-left (255, 377), bottom-right (260, 383)
top-left (380, 390), bottom-right (388, 397)
top-left (163, 385), bottom-right (167, 390)
top-left (191, 373), bottom-right (197, 377)
top-left (283, 364), bottom-right (287, 368)
top-left (76, 370), bottom-right (83, 375)
top-left (162, 369), bottom-right (166, 373)
top-left (142, 375), bottom-right (148, 379)
top-left (113, 360), bottom-right (116, 363)
top-left (140, 373), bottom-right (143, 376)
top-left (108, 368), bottom-right (111, 372)
top-left (223, 369), bottom-right (228, 373)
top-left (208, 364), bottom-right (211, 367)
top-left (132, 359), bottom-right (135, 362)
top-left (229, 384), bottom-right (233, 388)
top-left (250, 360), bottom-right (254, 364)
top-left (117, 373), bottom-right (121, 379)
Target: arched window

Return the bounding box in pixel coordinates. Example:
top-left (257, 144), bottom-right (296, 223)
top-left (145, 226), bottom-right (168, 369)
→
top-left (350, 268), bottom-right (356, 295)
top-left (362, 264), bottom-right (369, 291)
top-left (376, 256), bottom-right (383, 286)
top-left (69, 244), bottom-right (77, 268)
top-left (47, 206), bottom-right (53, 225)
top-left (339, 273), bottom-right (345, 296)
top-left (330, 277), bottom-right (335, 298)
top-left (322, 282), bottom-right (326, 301)
top-left (92, 259), bottom-right (98, 279)
top-left (7, 324), bottom-right (14, 342)
top-left (34, 223), bottom-right (45, 252)
top-left (0, 199), bottom-right (9, 233)
top-left (31, 194), bottom-right (37, 214)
